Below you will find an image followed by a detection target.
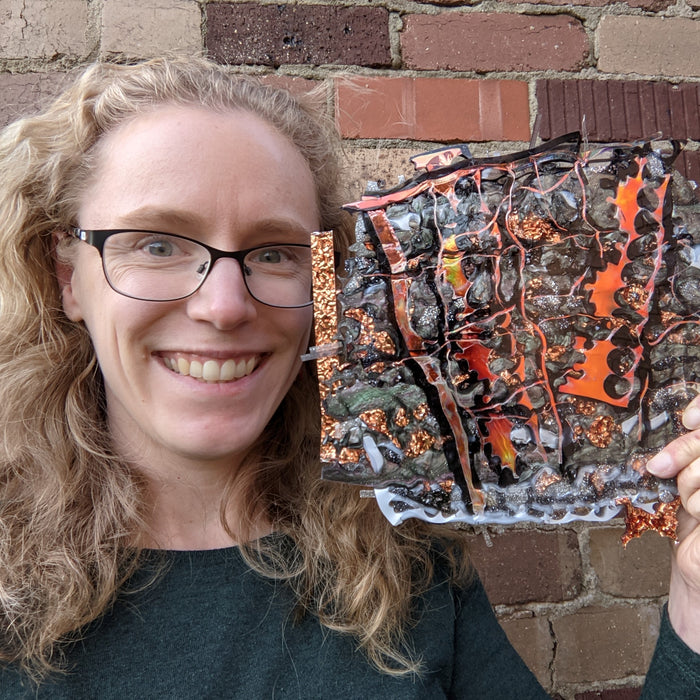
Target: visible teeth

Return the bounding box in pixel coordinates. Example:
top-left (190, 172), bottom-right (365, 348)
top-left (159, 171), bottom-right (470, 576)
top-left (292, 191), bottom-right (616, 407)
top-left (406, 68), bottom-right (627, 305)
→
top-left (202, 360), bottom-right (220, 382)
top-left (164, 355), bottom-right (258, 383)
top-left (220, 359), bottom-right (237, 381)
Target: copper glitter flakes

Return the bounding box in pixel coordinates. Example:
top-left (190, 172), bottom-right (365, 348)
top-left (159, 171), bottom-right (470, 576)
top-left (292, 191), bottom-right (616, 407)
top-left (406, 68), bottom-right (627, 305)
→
top-left (618, 497), bottom-right (680, 546)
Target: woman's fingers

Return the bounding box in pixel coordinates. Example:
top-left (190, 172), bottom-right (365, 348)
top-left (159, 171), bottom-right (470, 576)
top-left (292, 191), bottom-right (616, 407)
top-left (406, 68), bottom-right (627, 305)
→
top-left (647, 429), bottom-right (700, 479)
top-left (647, 392), bottom-right (700, 479)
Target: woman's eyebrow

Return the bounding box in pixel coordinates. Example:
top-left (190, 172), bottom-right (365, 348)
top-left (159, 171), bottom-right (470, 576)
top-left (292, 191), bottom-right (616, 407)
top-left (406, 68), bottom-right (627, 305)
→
top-left (114, 207), bottom-right (204, 230)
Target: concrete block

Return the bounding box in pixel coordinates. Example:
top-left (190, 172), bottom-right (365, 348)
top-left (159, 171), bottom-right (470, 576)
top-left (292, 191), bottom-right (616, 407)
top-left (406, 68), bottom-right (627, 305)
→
top-left (598, 17), bottom-right (700, 78)
top-left (101, 0), bottom-right (202, 58)
top-left (0, 0), bottom-right (88, 59)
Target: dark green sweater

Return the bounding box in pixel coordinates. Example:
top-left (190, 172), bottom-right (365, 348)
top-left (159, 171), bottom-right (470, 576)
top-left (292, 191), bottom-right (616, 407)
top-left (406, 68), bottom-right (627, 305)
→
top-left (0, 539), bottom-right (696, 698)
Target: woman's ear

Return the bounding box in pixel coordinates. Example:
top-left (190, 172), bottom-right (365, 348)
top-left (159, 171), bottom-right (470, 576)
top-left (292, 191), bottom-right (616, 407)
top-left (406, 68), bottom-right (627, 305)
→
top-left (52, 231), bottom-right (84, 322)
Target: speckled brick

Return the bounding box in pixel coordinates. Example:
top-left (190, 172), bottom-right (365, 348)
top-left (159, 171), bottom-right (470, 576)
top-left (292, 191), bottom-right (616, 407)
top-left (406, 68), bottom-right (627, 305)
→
top-left (500, 615), bottom-right (553, 689)
top-left (468, 529), bottom-right (582, 605)
top-left (0, 0), bottom-right (88, 59)
top-left (206, 3), bottom-right (390, 68)
top-left (0, 72), bottom-right (72, 126)
top-left (575, 688), bottom-right (642, 700)
top-left (589, 525), bottom-right (671, 598)
top-left (101, 0), bottom-right (202, 58)
top-left (401, 13), bottom-right (588, 72)
top-left (598, 16), bottom-right (700, 78)
top-left (552, 605), bottom-right (660, 684)
top-left (336, 76), bottom-right (530, 142)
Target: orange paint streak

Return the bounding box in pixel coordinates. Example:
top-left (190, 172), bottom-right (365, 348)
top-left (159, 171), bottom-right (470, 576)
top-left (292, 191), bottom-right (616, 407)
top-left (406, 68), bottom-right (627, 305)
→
top-left (391, 278), bottom-right (426, 356)
top-left (484, 417), bottom-right (518, 473)
top-left (367, 210), bottom-right (406, 274)
top-left (411, 147), bottom-right (464, 172)
top-left (560, 338), bottom-right (643, 407)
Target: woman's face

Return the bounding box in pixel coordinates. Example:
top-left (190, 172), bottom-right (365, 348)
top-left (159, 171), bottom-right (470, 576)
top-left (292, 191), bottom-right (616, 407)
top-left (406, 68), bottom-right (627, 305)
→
top-left (60, 105), bottom-right (318, 471)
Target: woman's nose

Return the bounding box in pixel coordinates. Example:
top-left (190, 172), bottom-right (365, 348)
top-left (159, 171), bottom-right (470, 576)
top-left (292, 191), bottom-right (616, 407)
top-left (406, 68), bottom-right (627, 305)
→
top-left (185, 257), bottom-right (257, 329)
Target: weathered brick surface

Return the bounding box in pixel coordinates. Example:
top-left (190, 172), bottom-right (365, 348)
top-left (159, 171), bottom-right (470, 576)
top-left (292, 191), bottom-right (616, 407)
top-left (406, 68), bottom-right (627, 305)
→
top-left (469, 529), bottom-right (582, 605)
top-left (589, 526), bottom-right (671, 598)
top-left (575, 689), bottom-right (642, 700)
top-left (101, 0), bottom-right (201, 57)
top-left (336, 77), bottom-right (530, 142)
top-left (401, 13), bottom-right (588, 72)
top-left (343, 147), bottom-right (418, 201)
top-left (552, 605), bottom-right (660, 683)
top-left (0, 0), bottom-right (88, 59)
top-left (500, 614), bottom-right (554, 689)
top-left (501, 0), bottom-right (672, 7)
top-left (536, 80), bottom-right (700, 142)
top-left (206, 3), bottom-right (390, 68)
top-left (0, 72), bottom-right (72, 126)
top-left (598, 17), bottom-right (700, 78)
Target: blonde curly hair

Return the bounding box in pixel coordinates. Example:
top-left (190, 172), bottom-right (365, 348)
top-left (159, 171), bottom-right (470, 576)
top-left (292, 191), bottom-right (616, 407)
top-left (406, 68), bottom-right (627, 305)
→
top-left (0, 56), bottom-right (471, 682)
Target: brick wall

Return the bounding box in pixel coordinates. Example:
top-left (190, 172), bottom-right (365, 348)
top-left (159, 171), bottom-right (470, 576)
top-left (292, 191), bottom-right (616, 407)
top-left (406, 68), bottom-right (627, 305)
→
top-left (0, 1), bottom-right (697, 697)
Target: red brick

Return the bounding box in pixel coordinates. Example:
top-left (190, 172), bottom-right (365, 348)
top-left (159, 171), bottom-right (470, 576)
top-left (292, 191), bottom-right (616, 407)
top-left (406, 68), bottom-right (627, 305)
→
top-left (552, 605), bottom-right (659, 683)
top-left (589, 525), bottom-right (671, 598)
top-left (335, 77), bottom-right (530, 142)
top-left (0, 72), bottom-right (72, 127)
top-left (535, 79), bottom-right (700, 142)
top-left (401, 13), bottom-right (588, 72)
top-left (258, 76), bottom-right (326, 103)
top-left (467, 528), bottom-right (582, 605)
top-left (575, 689), bottom-right (642, 700)
top-left (206, 3), bottom-right (390, 68)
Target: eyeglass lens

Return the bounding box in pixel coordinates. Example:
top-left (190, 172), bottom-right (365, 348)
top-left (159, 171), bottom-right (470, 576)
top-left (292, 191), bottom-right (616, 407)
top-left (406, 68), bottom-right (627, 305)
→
top-left (101, 231), bottom-right (313, 307)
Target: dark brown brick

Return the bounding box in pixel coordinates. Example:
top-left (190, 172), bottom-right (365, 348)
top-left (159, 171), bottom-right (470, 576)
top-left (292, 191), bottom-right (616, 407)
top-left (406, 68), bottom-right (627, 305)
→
top-left (401, 13), bottom-right (588, 72)
top-left (589, 525), bottom-right (671, 598)
top-left (500, 615), bottom-right (554, 689)
top-left (552, 605), bottom-right (659, 683)
top-left (535, 79), bottom-right (700, 142)
top-left (206, 3), bottom-right (390, 68)
top-left (468, 529), bottom-right (582, 605)
top-left (0, 72), bottom-right (72, 127)
top-left (575, 689), bottom-right (642, 700)
top-left (677, 150), bottom-right (700, 187)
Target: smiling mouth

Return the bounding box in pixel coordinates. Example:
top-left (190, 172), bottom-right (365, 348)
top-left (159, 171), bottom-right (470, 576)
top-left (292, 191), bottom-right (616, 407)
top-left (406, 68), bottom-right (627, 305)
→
top-left (161, 354), bottom-right (261, 383)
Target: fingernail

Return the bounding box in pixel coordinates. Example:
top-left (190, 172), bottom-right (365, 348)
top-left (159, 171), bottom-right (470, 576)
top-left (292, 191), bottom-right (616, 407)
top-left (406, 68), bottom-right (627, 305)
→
top-left (683, 406), bottom-right (700, 430)
top-left (646, 451), bottom-right (673, 477)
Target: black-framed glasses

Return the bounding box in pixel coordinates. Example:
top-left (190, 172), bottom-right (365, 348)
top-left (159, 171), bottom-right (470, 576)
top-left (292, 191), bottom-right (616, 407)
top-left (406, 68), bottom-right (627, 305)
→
top-left (70, 228), bottom-right (314, 308)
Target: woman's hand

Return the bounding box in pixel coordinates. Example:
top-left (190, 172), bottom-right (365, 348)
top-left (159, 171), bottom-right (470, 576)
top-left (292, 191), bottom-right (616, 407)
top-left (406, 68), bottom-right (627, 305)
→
top-left (647, 397), bottom-right (700, 653)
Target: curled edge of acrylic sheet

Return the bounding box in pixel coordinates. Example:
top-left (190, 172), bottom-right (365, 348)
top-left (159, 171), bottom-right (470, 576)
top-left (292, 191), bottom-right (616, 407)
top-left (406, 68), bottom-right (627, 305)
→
top-left (309, 134), bottom-right (700, 540)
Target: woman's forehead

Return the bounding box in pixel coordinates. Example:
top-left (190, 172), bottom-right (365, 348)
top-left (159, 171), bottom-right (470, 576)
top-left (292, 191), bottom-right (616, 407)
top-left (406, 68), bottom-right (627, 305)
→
top-left (79, 105), bottom-right (321, 235)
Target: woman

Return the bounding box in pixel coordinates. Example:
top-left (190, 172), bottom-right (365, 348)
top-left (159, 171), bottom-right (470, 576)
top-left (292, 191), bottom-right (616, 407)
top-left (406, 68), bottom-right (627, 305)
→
top-left (0, 56), bottom-right (695, 698)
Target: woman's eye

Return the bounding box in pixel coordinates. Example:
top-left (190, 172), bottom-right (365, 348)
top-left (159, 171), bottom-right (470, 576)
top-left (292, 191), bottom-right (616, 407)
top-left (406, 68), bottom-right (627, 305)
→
top-left (257, 248), bottom-right (285, 264)
top-left (144, 239), bottom-right (175, 257)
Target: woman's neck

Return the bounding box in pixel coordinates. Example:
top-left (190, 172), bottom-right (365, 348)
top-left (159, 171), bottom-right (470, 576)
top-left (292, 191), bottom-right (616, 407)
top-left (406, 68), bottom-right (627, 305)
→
top-left (111, 431), bottom-right (271, 550)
